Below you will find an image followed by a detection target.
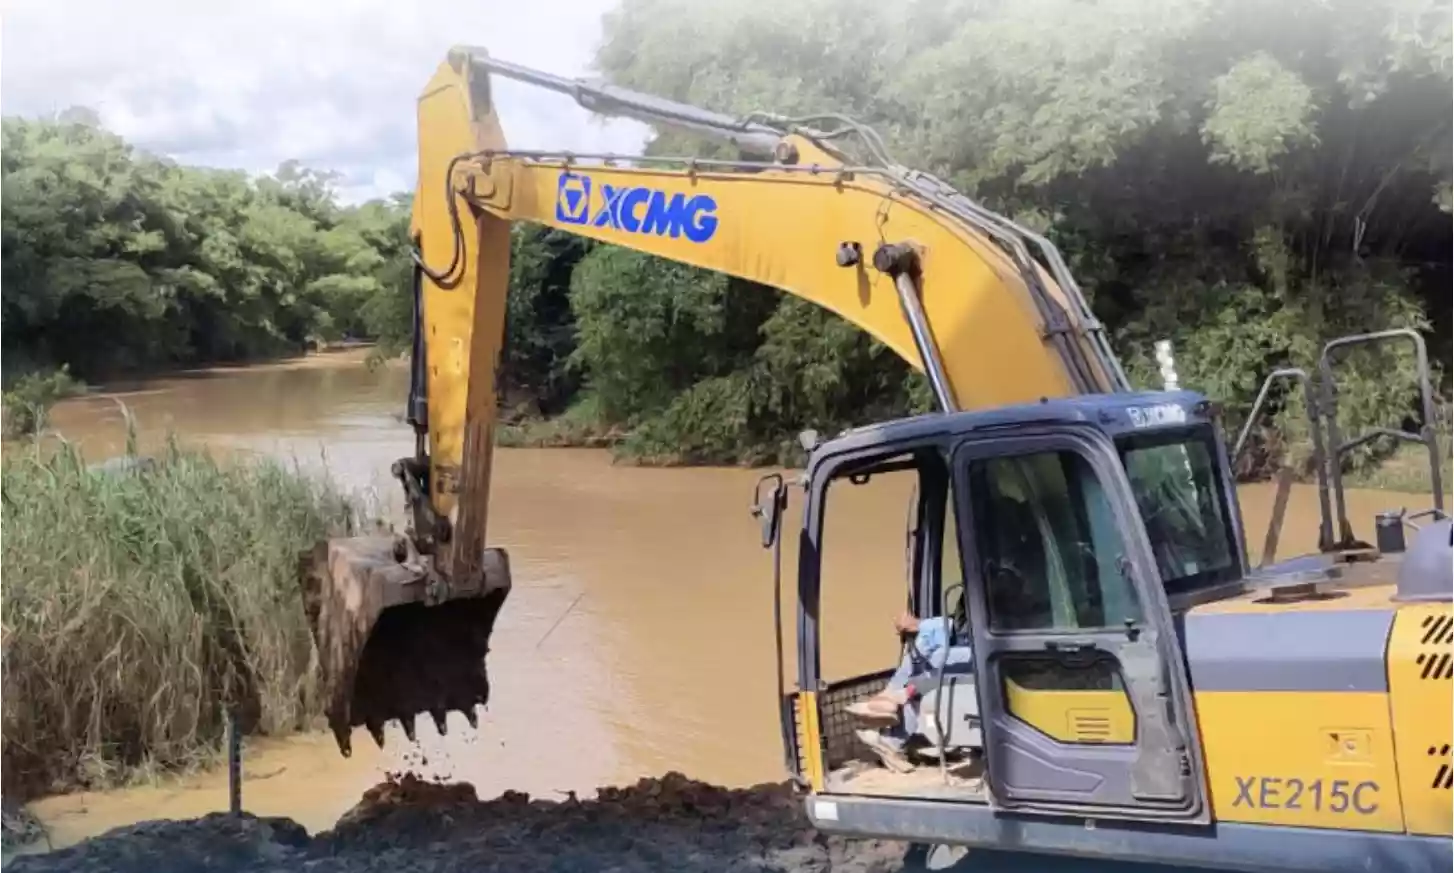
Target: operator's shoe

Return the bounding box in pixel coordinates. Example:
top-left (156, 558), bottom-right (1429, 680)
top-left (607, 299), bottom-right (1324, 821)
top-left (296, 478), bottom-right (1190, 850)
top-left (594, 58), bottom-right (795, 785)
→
top-left (846, 687), bottom-right (910, 721)
top-left (855, 729), bottom-right (915, 774)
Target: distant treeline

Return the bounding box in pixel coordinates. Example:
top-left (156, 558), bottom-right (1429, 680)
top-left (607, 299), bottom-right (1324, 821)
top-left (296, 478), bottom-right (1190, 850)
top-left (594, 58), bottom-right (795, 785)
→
top-left (1, 112), bottom-right (413, 380)
top-left (6, 0), bottom-right (1452, 474)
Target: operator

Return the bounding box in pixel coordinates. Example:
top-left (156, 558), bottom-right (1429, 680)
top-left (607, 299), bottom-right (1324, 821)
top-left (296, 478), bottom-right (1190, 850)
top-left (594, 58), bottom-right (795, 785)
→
top-left (847, 609), bottom-right (973, 722)
top-left (846, 607), bottom-right (974, 773)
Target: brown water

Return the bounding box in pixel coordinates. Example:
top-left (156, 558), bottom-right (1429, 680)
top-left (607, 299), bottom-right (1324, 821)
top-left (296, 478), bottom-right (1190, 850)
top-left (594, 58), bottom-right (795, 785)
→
top-left (21, 350), bottom-right (1443, 848)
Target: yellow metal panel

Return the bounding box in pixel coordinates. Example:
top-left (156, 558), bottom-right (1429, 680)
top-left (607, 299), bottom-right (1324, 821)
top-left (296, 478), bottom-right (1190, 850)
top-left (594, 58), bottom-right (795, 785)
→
top-left (414, 54), bottom-right (512, 579)
top-left (468, 156), bottom-right (1105, 412)
top-left (798, 691), bottom-right (825, 792)
top-left (417, 59), bottom-right (477, 523)
top-left (1003, 678), bottom-right (1135, 744)
top-left (1196, 691), bottom-right (1405, 832)
top-left (1387, 603), bottom-right (1454, 837)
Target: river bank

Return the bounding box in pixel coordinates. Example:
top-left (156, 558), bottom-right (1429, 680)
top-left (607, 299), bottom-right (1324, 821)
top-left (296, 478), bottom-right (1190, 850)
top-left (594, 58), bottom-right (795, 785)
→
top-left (493, 390), bottom-right (1451, 489)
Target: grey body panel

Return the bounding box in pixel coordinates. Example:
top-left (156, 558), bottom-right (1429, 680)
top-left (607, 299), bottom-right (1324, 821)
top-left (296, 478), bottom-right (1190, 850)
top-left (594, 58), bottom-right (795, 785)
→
top-left (804, 391), bottom-right (1215, 466)
top-left (1395, 518), bottom-right (1454, 602)
top-left (915, 673), bottom-right (983, 751)
top-left (805, 794), bottom-right (1450, 873)
top-left (1183, 609), bottom-right (1394, 692)
top-left (986, 710), bottom-right (1139, 797)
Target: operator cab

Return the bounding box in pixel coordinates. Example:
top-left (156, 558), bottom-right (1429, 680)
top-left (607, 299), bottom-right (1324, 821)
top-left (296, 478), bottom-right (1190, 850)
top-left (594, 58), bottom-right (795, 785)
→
top-left (766, 390), bottom-right (1242, 817)
top-left (761, 377), bottom-right (1449, 836)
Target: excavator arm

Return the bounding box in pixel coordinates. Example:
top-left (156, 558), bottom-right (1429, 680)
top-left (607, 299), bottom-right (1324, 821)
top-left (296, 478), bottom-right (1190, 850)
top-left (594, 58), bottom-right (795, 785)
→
top-left (301, 45), bottom-right (1130, 755)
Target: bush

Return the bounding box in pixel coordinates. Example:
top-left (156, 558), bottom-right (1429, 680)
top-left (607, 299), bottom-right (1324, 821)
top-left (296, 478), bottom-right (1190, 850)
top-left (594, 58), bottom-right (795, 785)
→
top-left (0, 433), bottom-right (365, 800)
top-left (1, 367), bottom-right (84, 440)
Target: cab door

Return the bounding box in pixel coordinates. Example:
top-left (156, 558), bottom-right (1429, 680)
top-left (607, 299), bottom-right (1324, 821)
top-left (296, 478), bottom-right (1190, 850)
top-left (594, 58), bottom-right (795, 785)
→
top-left (951, 429), bottom-right (1208, 821)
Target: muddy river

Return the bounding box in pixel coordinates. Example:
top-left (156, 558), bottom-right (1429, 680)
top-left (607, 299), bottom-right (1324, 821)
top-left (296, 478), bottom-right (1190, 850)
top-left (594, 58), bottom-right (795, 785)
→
top-left (21, 349), bottom-right (1444, 850)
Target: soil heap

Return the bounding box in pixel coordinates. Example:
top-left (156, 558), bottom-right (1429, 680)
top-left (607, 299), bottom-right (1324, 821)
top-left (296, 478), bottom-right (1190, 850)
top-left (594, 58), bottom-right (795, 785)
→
top-left (6, 772), bottom-right (914, 873)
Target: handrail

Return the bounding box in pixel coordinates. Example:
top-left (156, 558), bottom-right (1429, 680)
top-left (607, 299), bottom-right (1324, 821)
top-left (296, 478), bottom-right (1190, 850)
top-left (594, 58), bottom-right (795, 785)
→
top-left (1233, 367), bottom-right (1333, 553)
top-left (1319, 329), bottom-right (1446, 549)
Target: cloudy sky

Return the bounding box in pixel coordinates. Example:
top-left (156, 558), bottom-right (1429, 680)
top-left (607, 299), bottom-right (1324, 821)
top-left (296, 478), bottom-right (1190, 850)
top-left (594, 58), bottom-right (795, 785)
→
top-left (2, 0), bottom-right (651, 203)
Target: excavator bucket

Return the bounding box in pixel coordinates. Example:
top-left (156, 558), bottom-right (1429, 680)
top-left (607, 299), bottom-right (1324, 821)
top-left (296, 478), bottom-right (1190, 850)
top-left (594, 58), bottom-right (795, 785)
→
top-left (300, 535), bottom-right (511, 755)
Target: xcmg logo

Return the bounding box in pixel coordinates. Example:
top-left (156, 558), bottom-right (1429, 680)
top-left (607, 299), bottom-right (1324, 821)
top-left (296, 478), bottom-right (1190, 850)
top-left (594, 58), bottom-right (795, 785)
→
top-left (555, 172), bottom-right (719, 243)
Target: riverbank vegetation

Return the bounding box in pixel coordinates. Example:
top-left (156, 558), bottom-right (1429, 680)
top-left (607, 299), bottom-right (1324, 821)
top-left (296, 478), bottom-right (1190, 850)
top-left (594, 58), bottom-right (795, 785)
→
top-left (0, 435), bottom-right (366, 801)
top-left (1, 367), bottom-right (84, 440)
top-left (4, 0), bottom-right (1450, 481)
top-left (1, 112), bottom-right (413, 382)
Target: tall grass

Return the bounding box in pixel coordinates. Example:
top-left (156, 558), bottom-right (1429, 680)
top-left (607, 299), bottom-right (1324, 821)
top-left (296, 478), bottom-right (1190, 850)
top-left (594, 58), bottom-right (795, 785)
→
top-left (1, 432), bottom-right (365, 801)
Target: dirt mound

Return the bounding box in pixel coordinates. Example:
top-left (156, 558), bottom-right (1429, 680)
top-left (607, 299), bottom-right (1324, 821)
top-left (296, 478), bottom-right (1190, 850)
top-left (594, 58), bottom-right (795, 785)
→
top-left (8, 774), bottom-right (912, 873)
top-left (313, 770), bottom-right (908, 871)
top-left (339, 771), bottom-right (480, 826)
top-left (3, 813), bottom-right (309, 873)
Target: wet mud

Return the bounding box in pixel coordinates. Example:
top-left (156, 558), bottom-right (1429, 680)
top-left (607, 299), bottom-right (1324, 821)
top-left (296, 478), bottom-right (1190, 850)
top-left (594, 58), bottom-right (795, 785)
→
top-left (8, 773), bottom-right (912, 873)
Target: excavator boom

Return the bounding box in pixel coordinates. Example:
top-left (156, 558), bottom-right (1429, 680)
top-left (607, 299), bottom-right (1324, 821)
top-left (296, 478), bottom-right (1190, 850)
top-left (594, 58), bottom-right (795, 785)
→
top-left (301, 45), bottom-right (1129, 754)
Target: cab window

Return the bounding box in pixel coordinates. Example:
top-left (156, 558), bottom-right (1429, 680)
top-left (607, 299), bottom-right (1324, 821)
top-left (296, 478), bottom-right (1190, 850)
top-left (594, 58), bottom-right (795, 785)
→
top-left (1117, 427), bottom-right (1239, 595)
top-left (968, 449), bottom-right (1142, 633)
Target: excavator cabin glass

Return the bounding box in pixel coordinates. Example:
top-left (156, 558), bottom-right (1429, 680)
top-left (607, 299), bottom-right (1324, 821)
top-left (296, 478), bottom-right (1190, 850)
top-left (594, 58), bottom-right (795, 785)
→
top-left (785, 393), bottom-right (1232, 820)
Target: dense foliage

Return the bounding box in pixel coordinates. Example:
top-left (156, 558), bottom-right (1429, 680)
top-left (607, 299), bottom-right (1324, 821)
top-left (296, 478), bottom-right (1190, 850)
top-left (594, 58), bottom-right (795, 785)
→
top-left (572, 0), bottom-right (1454, 469)
top-left (5, 0), bottom-right (1450, 475)
top-left (1, 114), bottom-right (413, 380)
top-left (1, 435), bottom-right (364, 799)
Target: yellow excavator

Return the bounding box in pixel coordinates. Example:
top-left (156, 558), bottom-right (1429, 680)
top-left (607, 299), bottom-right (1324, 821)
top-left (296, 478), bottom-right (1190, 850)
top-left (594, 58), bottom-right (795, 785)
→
top-left (300, 46), bottom-right (1453, 872)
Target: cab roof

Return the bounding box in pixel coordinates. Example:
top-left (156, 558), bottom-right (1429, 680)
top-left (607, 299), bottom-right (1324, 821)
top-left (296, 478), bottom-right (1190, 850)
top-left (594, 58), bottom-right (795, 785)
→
top-left (812, 389), bottom-right (1215, 462)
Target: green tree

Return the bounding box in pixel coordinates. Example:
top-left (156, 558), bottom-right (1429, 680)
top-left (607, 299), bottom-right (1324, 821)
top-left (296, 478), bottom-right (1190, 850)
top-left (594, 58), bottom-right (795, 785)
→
top-left (579, 0), bottom-right (1451, 470)
top-left (1, 116), bottom-right (414, 381)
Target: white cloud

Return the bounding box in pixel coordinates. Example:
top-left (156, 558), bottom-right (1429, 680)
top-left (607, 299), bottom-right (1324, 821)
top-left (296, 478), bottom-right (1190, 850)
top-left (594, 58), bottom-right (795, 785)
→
top-left (1, 0), bottom-right (651, 203)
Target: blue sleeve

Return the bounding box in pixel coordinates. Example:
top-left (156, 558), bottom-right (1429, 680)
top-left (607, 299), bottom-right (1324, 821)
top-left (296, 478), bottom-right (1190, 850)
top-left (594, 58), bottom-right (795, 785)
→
top-left (915, 616), bottom-right (950, 657)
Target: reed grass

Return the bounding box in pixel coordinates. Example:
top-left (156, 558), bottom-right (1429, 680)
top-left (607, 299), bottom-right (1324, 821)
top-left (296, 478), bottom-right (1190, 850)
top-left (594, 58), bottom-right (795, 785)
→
top-left (1, 430), bottom-right (365, 801)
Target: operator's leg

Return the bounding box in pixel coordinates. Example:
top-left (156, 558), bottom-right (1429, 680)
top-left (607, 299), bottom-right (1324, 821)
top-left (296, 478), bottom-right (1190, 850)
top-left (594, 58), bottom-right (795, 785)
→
top-left (850, 616), bottom-right (950, 714)
top-left (884, 647), bottom-right (918, 692)
top-left (900, 645), bottom-right (973, 738)
top-left (853, 639), bottom-right (973, 773)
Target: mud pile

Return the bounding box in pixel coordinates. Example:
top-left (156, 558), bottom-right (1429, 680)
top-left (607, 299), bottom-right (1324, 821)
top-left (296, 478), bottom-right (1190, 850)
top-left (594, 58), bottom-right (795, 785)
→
top-left (7, 773), bottom-right (914, 873)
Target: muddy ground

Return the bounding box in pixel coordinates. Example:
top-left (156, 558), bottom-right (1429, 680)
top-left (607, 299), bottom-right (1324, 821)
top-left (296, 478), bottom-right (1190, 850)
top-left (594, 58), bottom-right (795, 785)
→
top-left (5, 773), bottom-right (1222, 873)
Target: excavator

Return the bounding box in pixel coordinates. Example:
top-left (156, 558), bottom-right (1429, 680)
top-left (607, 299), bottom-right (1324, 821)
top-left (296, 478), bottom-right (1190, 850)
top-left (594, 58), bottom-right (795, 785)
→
top-left (299, 46), bottom-right (1453, 872)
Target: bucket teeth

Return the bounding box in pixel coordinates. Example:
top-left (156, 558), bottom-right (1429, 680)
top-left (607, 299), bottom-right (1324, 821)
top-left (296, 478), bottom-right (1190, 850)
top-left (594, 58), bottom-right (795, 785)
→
top-left (303, 535), bottom-right (509, 758)
top-left (335, 725), bottom-right (353, 758)
top-left (464, 707), bottom-right (479, 729)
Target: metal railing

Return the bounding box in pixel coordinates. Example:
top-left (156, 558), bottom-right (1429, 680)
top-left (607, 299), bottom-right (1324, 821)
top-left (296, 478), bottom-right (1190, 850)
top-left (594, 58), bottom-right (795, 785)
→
top-left (1233, 367), bottom-right (1333, 555)
top-left (1235, 329), bottom-right (1446, 559)
top-left (1320, 329), bottom-right (1445, 549)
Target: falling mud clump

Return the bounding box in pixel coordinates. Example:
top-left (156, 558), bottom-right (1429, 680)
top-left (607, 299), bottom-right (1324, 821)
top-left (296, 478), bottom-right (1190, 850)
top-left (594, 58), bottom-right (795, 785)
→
top-left (9, 773), bottom-right (916, 873)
